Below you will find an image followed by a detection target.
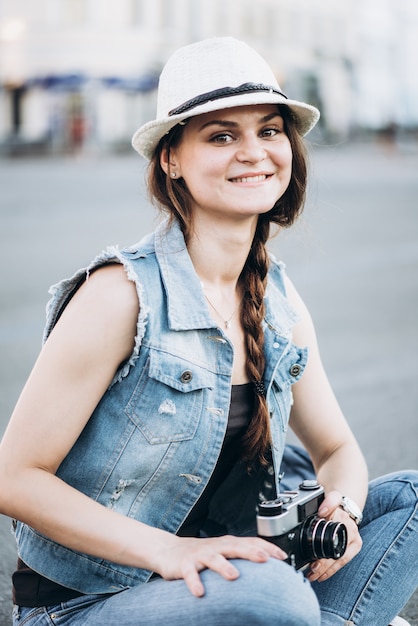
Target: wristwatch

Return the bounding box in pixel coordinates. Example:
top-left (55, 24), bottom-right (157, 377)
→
top-left (340, 496), bottom-right (363, 526)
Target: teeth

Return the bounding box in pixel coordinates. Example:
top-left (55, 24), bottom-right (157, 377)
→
top-left (232, 174), bottom-right (267, 183)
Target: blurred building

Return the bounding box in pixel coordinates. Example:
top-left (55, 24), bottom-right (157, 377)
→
top-left (0, 0), bottom-right (417, 154)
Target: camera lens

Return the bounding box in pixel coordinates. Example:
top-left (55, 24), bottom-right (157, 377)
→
top-left (300, 516), bottom-right (347, 561)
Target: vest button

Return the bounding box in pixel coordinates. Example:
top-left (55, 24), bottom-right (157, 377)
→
top-left (289, 364), bottom-right (301, 377)
top-left (180, 370), bottom-right (193, 383)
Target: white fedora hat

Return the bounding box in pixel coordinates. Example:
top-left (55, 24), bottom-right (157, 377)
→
top-left (132, 37), bottom-right (320, 160)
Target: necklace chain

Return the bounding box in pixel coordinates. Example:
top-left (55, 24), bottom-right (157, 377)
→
top-left (203, 293), bottom-right (238, 329)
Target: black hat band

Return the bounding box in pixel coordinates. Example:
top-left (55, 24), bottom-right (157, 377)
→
top-left (168, 82), bottom-right (288, 117)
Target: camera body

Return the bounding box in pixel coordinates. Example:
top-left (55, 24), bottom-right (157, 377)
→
top-left (257, 480), bottom-right (347, 571)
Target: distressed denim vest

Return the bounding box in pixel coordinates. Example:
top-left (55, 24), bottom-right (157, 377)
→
top-left (14, 219), bottom-right (308, 595)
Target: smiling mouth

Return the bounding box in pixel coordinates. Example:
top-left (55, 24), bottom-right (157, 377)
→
top-left (229, 174), bottom-right (271, 184)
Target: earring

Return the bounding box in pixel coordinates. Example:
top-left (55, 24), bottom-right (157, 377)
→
top-left (171, 172), bottom-right (177, 178)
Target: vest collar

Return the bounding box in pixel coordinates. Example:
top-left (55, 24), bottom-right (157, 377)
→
top-left (153, 218), bottom-right (298, 336)
top-left (154, 219), bottom-right (215, 331)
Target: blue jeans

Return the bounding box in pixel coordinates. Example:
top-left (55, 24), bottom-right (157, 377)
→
top-left (13, 559), bottom-right (320, 626)
top-left (12, 471), bottom-right (418, 626)
top-left (314, 470), bottom-right (418, 625)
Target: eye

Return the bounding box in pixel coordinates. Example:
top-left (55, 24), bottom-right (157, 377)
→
top-left (210, 133), bottom-right (234, 144)
top-left (260, 126), bottom-right (283, 139)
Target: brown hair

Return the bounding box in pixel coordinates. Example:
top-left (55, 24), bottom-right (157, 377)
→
top-left (147, 105), bottom-right (308, 466)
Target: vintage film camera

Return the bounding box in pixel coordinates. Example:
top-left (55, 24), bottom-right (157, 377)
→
top-left (256, 480), bottom-right (347, 571)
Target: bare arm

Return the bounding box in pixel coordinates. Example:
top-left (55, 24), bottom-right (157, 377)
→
top-left (0, 265), bottom-right (158, 560)
top-left (0, 264), bottom-right (285, 596)
top-left (285, 275), bottom-right (368, 581)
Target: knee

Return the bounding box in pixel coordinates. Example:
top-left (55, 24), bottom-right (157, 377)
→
top-left (214, 559), bottom-right (321, 626)
top-left (365, 470), bottom-right (418, 524)
top-left (402, 469), bottom-right (418, 492)
top-left (402, 470), bottom-right (418, 501)
top-left (392, 469), bottom-right (418, 487)
top-left (399, 470), bottom-right (418, 515)
top-left (390, 470), bottom-right (418, 508)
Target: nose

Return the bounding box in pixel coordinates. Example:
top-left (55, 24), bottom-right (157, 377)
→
top-left (236, 134), bottom-right (267, 163)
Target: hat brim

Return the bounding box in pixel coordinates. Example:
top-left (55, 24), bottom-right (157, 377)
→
top-left (132, 92), bottom-right (320, 160)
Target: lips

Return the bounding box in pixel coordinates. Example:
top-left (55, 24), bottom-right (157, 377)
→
top-left (229, 174), bottom-right (271, 183)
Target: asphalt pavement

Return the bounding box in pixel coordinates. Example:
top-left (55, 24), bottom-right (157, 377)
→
top-left (0, 138), bottom-right (417, 624)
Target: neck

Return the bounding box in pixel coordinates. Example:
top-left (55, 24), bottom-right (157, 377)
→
top-left (187, 216), bottom-right (257, 288)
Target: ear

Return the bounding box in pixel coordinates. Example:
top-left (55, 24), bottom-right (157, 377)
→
top-left (160, 147), bottom-right (170, 175)
top-left (160, 147), bottom-right (180, 177)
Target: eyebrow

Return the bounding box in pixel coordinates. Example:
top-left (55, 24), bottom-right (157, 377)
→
top-left (198, 111), bottom-right (283, 132)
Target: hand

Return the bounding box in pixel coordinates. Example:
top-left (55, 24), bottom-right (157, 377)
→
top-left (154, 534), bottom-right (287, 597)
top-left (306, 491), bottom-right (362, 583)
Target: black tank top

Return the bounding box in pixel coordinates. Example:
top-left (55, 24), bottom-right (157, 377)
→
top-left (13, 383), bottom-right (254, 607)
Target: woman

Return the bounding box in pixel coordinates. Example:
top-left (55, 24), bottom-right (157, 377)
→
top-left (0, 37), bottom-right (416, 626)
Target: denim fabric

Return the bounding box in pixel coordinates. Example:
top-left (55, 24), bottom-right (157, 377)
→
top-left (12, 471), bottom-right (418, 625)
top-left (276, 449), bottom-right (418, 625)
top-left (13, 559), bottom-right (320, 626)
top-left (13, 219), bottom-right (307, 594)
top-left (314, 470), bottom-right (418, 625)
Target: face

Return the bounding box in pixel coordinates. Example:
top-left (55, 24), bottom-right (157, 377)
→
top-left (161, 104), bottom-right (293, 224)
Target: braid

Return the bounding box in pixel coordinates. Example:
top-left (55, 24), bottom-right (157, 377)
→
top-left (148, 108), bottom-right (309, 467)
top-left (239, 218), bottom-right (271, 466)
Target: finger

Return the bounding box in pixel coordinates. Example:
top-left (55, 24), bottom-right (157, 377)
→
top-left (201, 552), bottom-right (241, 581)
top-left (177, 535), bottom-right (289, 597)
top-left (306, 557), bottom-right (341, 582)
top-left (306, 532), bottom-right (362, 582)
top-left (317, 490), bottom-right (342, 518)
top-left (179, 553), bottom-right (240, 597)
top-left (308, 549), bottom-right (346, 580)
top-left (256, 539), bottom-right (288, 561)
top-left (220, 536), bottom-right (287, 562)
top-left (182, 565), bottom-right (206, 597)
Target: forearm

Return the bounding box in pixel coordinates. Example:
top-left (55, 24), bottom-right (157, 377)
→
top-left (0, 466), bottom-right (289, 598)
top-left (315, 439), bottom-right (368, 510)
top-left (0, 466), bottom-right (175, 573)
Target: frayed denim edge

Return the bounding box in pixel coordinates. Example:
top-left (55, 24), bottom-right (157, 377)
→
top-left (43, 245), bottom-right (149, 388)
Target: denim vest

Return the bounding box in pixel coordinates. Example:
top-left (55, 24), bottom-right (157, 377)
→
top-left (14, 219), bottom-right (308, 595)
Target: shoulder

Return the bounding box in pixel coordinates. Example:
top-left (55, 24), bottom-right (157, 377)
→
top-left (85, 263), bottom-right (139, 305)
top-left (267, 254), bottom-right (287, 296)
top-left (283, 274), bottom-right (308, 316)
top-left (282, 274), bottom-right (318, 348)
top-left (68, 263), bottom-right (140, 335)
top-left (49, 263), bottom-right (139, 357)
top-left (48, 259), bottom-right (140, 330)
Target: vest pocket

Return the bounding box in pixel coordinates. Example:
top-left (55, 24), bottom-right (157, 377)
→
top-left (125, 348), bottom-right (215, 444)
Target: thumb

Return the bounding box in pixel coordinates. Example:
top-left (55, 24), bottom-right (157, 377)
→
top-left (317, 490), bottom-right (342, 518)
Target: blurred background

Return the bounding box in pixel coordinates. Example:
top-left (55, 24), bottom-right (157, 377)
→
top-left (0, 1), bottom-right (417, 624)
top-left (1, 0), bottom-right (418, 155)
